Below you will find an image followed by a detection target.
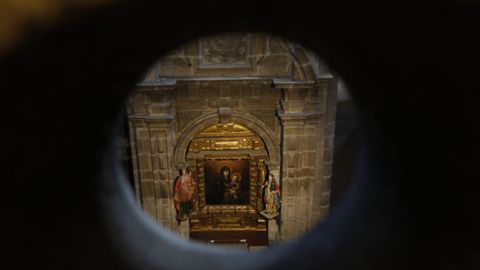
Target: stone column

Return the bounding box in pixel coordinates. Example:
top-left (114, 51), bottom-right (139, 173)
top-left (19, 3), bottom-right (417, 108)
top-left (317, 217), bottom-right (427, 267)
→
top-left (128, 87), bottom-right (180, 233)
top-left (268, 219), bottom-right (280, 245)
top-left (310, 79), bottom-right (337, 224)
top-left (277, 86), bottom-right (323, 240)
top-left (178, 220), bottom-right (190, 240)
top-left (128, 119), bottom-right (157, 219)
top-left (145, 118), bottom-right (176, 231)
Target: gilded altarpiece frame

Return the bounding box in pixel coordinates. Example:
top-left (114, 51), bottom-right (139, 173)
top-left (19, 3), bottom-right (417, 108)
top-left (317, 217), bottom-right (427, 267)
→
top-left (189, 155), bottom-right (267, 234)
top-left (185, 123), bottom-right (268, 238)
top-left (194, 155), bottom-right (259, 215)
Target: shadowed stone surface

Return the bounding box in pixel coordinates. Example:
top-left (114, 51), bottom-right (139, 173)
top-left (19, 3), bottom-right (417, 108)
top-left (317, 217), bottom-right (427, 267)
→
top-left (0, 1), bottom-right (479, 269)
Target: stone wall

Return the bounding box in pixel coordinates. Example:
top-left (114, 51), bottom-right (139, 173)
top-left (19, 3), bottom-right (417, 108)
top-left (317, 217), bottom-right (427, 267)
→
top-left (126, 33), bottom-right (337, 241)
top-left (127, 80), bottom-right (283, 234)
top-left (277, 80), bottom-right (335, 240)
top-left (142, 33), bottom-right (294, 79)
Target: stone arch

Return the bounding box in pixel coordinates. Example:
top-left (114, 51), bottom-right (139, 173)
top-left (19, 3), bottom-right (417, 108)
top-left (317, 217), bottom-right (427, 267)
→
top-left (173, 111), bottom-right (279, 166)
top-left (287, 42), bottom-right (319, 81)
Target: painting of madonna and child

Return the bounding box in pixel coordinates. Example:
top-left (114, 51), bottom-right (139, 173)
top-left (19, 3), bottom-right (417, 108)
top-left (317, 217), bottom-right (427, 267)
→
top-left (204, 159), bottom-right (250, 205)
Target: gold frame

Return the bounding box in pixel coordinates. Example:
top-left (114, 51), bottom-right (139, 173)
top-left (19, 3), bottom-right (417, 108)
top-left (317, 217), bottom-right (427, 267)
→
top-left (194, 155), bottom-right (260, 215)
top-left (186, 122), bottom-right (268, 233)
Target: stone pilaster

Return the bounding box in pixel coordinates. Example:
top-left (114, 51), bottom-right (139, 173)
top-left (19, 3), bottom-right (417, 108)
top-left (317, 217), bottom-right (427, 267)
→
top-left (128, 119), bottom-right (157, 219)
top-left (128, 87), bottom-right (179, 233)
top-left (310, 79), bottom-right (337, 225)
top-left (145, 118), bottom-right (176, 231)
top-left (277, 86), bottom-right (324, 240)
top-left (179, 220), bottom-right (190, 240)
top-left (268, 219), bottom-right (280, 245)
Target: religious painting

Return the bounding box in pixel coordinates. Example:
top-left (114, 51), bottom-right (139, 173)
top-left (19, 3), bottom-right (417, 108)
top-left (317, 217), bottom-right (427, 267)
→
top-left (204, 159), bottom-right (250, 205)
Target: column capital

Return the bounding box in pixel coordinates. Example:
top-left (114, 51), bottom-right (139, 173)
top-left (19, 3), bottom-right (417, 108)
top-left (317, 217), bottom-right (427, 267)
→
top-left (277, 110), bottom-right (322, 125)
top-left (128, 114), bottom-right (175, 128)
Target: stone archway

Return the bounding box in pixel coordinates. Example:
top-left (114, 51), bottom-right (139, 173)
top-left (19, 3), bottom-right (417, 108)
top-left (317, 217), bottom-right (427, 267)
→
top-left (173, 111), bottom-right (280, 168)
top-left (181, 122), bottom-right (270, 247)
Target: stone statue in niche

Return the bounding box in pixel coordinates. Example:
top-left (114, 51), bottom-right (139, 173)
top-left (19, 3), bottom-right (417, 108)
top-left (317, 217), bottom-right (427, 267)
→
top-left (173, 167), bottom-right (196, 221)
top-left (261, 174), bottom-right (281, 218)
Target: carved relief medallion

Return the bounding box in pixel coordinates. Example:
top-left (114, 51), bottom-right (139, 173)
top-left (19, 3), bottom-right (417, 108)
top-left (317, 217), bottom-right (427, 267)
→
top-left (199, 33), bottom-right (251, 67)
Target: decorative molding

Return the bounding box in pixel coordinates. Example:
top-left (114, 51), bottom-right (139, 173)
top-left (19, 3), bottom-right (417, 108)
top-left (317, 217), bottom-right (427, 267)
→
top-left (173, 112), bottom-right (279, 165)
top-left (193, 156), bottom-right (261, 215)
top-left (188, 137), bottom-right (264, 152)
top-left (188, 123), bottom-right (265, 152)
top-left (189, 156), bottom-right (266, 233)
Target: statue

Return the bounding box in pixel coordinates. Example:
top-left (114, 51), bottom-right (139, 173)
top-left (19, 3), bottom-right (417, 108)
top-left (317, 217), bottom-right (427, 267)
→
top-left (173, 167), bottom-right (196, 221)
top-left (261, 174), bottom-right (281, 218)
